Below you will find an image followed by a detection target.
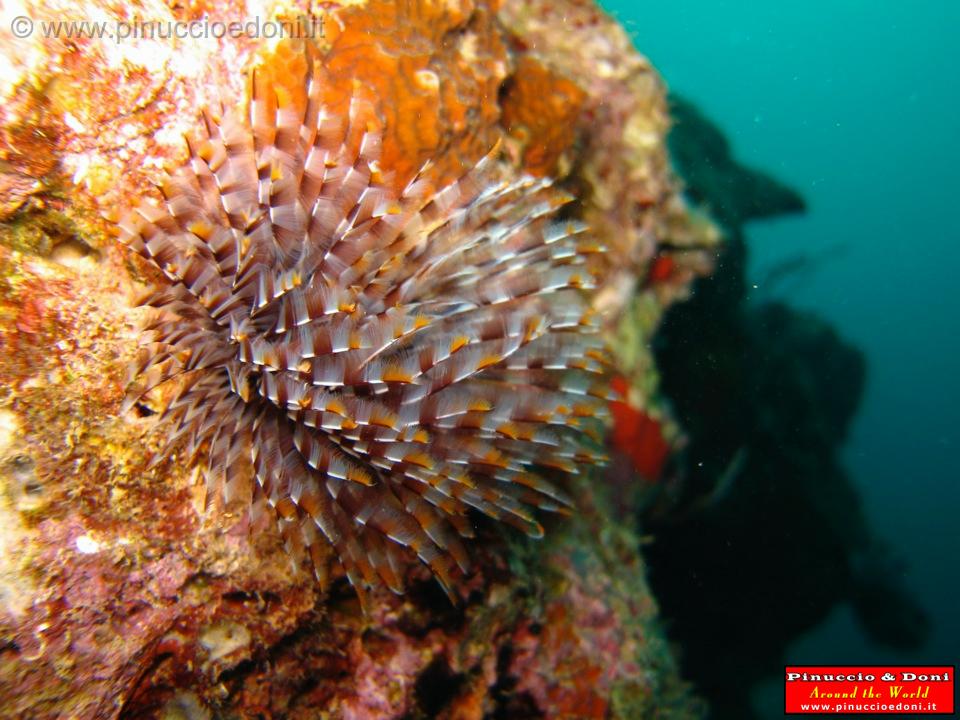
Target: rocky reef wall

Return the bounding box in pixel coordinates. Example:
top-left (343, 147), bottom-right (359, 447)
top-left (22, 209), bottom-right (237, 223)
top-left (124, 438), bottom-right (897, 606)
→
top-left (0, 1), bottom-right (714, 718)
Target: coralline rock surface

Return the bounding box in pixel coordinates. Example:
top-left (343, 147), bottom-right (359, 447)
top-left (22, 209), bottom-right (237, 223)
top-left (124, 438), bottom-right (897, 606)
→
top-left (0, 1), bottom-right (712, 717)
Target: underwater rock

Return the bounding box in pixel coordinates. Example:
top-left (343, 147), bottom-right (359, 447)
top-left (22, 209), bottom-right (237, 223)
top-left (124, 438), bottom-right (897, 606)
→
top-left (649, 97), bottom-right (928, 720)
top-left (667, 95), bottom-right (806, 228)
top-left (0, 1), bottom-right (709, 718)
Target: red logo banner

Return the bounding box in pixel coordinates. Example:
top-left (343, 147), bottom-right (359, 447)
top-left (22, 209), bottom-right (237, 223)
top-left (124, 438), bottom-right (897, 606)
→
top-left (785, 666), bottom-right (954, 715)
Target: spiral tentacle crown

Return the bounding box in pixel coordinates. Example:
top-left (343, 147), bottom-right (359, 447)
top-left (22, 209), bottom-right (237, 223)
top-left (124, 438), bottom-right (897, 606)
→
top-left (120, 60), bottom-right (610, 604)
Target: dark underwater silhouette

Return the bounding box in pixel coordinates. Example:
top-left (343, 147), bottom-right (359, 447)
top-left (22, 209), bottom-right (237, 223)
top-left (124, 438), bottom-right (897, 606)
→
top-left (644, 95), bottom-right (929, 720)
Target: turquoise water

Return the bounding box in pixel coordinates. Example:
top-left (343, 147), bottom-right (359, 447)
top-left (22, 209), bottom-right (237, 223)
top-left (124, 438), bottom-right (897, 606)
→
top-left (602, 0), bottom-right (959, 706)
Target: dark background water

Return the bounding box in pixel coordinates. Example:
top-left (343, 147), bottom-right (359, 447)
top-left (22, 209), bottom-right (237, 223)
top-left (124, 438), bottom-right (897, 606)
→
top-left (599, 0), bottom-right (959, 714)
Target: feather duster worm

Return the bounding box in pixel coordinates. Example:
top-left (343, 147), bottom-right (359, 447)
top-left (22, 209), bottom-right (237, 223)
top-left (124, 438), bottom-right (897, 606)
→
top-left (119, 56), bottom-right (609, 603)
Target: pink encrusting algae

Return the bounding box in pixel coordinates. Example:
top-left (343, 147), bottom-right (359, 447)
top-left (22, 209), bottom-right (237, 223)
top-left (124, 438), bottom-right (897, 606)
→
top-left (118, 49), bottom-right (612, 604)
